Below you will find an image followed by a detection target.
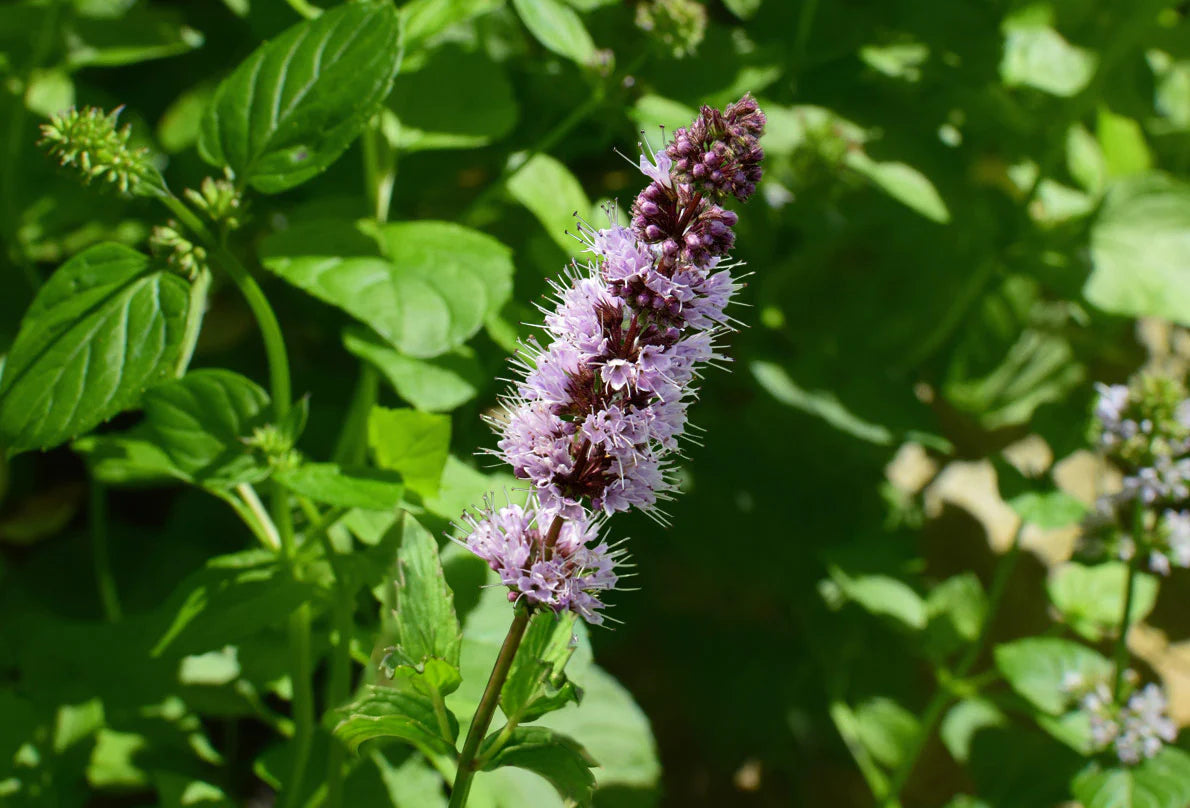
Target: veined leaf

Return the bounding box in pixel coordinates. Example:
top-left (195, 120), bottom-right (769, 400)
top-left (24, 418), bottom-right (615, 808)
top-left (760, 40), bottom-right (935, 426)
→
top-left (334, 685), bottom-right (458, 757)
top-left (479, 726), bottom-right (596, 808)
top-left (0, 243), bottom-right (191, 455)
top-left (198, 2), bottom-right (400, 193)
top-left (260, 220), bottom-right (513, 359)
top-left (274, 462), bottom-right (404, 511)
top-left (501, 612), bottom-right (581, 724)
top-left (391, 512), bottom-right (462, 669)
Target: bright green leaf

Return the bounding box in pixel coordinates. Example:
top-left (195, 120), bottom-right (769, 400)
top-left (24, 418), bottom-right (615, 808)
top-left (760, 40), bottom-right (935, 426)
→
top-left (1048, 562), bottom-right (1159, 641)
top-left (508, 154), bottom-right (593, 255)
top-left (198, 2), bottom-right (400, 193)
top-left (65, 5), bottom-right (203, 69)
top-left (0, 243), bottom-right (191, 454)
top-left (400, 0), bottom-right (502, 52)
top-left (511, 0), bottom-right (596, 66)
top-left (1072, 747), bottom-right (1190, 808)
top-left (1000, 23), bottom-right (1096, 97)
top-left (1098, 109), bottom-right (1153, 179)
top-left (994, 638), bottom-right (1111, 715)
top-left (844, 151), bottom-right (951, 223)
top-left (479, 726), bottom-right (596, 808)
top-left (854, 697), bottom-right (920, 770)
top-left (391, 512), bottom-right (462, 668)
top-left (501, 611), bottom-right (581, 724)
top-left (829, 567), bottom-right (927, 630)
top-left (368, 407), bottom-right (451, 498)
top-left (940, 698), bottom-right (1008, 764)
top-left (343, 326), bottom-right (483, 413)
top-left (1009, 490), bottom-right (1089, 529)
top-left (925, 573), bottom-right (987, 659)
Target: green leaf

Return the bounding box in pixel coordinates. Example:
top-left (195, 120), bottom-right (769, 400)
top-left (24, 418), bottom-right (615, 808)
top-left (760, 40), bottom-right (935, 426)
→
top-left (389, 45), bottom-right (517, 151)
top-left (994, 637), bottom-right (1111, 715)
top-left (1048, 562), bottom-right (1159, 641)
top-left (274, 462), bottom-right (404, 510)
top-left (1086, 173), bottom-right (1190, 325)
top-left (940, 698), bottom-right (1008, 764)
top-left (74, 433), bottom-right (185, 485)
top-left (1000, 22), bottom-right (1096, 97)
top-left (750, 361), bottom-right (894, 446)
top-left (391, 512), bottom-right (461, 668)
top-left (0, 243), bottom-right (192, 454)
top-left (152, 549), bottom-right (319, 657)
top-left (844, 152), bottom-right (951, 223)
top-left (24, 68), bottom-right (74, 117)
top-left (138, 369), bottom-right (271, 487)
top-left (260, 220), bottom-right (513, 359)
top-left (508, 154), bottom-right (593, 255)
top-left (502, 612), bottom-right (581, 724)
top-left (1068, 123), bottom-right (1107, 196)
top-left (368, 407), bottom-right (451, 498)
top-left (853, 697), bottom-right (920, 770)
top-left (400, 0), bottom-right (502, 52)
top-left (344, 326), bottom-right (482, 413)
top-left (1098, 109), bottom-right (1153, 179)
top-left (198, 2), bottom-right (400, 193)
top-left (1009, 490), bottom-right (1088, 529)
top-left (511, 0), bottom-right (596, 66)
top-left (334, 685), bottom-right (458, 757)
top-left (721, 0), bottom-right (762, 20)
top-left (829, 567), bottom-right (927, 630)
top-left (1072, 747), bottom-right (1190, 808)
top-left (480, 726), bottom-right (596, 808)
top-left (157, 82), bottom-right (214, 154)
top-left (65, 5), bottom-right (203, 69)
top-left (924, 573), bottom-right (987, 659)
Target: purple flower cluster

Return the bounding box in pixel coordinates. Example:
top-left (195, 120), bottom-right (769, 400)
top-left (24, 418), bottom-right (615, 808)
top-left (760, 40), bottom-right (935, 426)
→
top-left (458, 499), bottom-right (621, 625)
top-left (459, 96), bottom-right (764, 623)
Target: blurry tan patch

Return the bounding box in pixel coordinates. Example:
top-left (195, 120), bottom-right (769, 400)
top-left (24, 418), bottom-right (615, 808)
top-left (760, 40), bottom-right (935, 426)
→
top-left (1003, 434), bottom-right (1053, 478)
top-left (1129, 624), bottom-right (1190, 728)
top-left (885, 442), bottom-right (938, 495)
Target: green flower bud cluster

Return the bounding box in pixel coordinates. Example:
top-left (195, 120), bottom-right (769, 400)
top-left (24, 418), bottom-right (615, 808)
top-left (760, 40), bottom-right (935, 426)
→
top-left (39, 106), bottom-right (164, 196)
top-left (634, 0), bottom-right (706, 59)
top-left (1094, 374), bottom-right (1190, 470)
top-left (245, 424), bottom-right (300, 472)
top-left (150, 222), bottom-right (207, 280)
top-left (184, 175), bottom-right (247, 231)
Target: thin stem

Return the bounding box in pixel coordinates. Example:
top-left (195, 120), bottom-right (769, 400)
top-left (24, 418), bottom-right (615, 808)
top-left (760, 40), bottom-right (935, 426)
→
top-left (791, 0), bottom-right (820, 81)
top-left (89, 479), bottom-right (121, 623)
top-left (362, 122), bottom-right (397, 224)
top-left (235, 483), bottom-right (281, 550)
top-left (331, 364), bottom-right (379, 466)
top-left (448, 605), bottom-right (533, 808)
top-left (160, 195), bottom-right (292, 420)
top-left (882, 526), bottom-right (1023, 807)
top-left (1113, 505), bottom-right (1145, 702)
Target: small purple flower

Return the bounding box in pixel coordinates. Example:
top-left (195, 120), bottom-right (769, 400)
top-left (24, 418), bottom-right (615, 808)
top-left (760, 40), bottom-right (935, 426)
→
top-left (456, 498), bottom-right (624, 625)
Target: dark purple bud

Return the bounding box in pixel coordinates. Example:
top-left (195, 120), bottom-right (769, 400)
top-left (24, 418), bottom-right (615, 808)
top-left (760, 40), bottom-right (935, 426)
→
top-left (637, 293), bottom-right (652, 307)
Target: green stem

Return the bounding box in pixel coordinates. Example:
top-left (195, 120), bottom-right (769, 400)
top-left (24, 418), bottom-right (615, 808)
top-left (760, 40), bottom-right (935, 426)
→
top-left (447, 605), bottom-right (532, 808)
top-left (882, 526), bottom-right (1023, 807)
top-left (830, 699), bottom-right (891, 803)
top-left (89, 479), bottom-right (121, 623)
top-left (791, 0), bottom-right (820, 79)
top-left (332, 364), bottom-right (379, 466)
top-left (362, 122), bottom-right (397, 224)
top-left (1113, 506), bottom-right (1145, 702)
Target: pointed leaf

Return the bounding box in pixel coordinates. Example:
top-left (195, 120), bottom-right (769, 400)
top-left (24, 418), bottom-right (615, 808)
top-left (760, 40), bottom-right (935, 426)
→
top-left (393, 512), bottom-right (461, 668)
top-left (510, 0), bottom-right (596, 66)
top-left (334, 685), bottom-right (458, 757)
top-left (0, 244), bottom-right (191, 454)
top-left (501, 612), bottom-right (581, 724)
top-left (198, 2), bottom-right (400, 192)
top-left (274, 462), bottom-right (404, 510)
top-left (480, 726), bottom-right (596, 808)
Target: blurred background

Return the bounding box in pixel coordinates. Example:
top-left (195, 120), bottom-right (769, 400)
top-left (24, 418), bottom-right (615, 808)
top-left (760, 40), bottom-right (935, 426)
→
top-left (3, 0), bottom-right (1190, 806)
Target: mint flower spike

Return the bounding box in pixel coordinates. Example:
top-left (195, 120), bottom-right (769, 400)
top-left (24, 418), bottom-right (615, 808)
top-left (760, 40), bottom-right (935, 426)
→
top-left (454, 496), bottom-right (627, 626)
top-left (487, 96), bottom-right (764, 524)
top-left (39, 106), bottom-right (166, 197)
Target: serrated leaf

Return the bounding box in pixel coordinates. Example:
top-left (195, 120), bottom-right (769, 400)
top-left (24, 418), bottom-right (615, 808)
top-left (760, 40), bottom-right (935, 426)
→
top-left (511, 0), bottom-right (596, 66)
top-left (994, 637), bottom-right (1111, 715)
top-left (392, 512), bottom-right (461, 668)
top-left (501, 612), bottom-right (581, 724)
top-left (334, 685), bottom-right (458, 757)
top-left (274, 462), bottom-right (404, 510)
top-left (1048, 562), bottom-right (1158, 641)
top-left (260, 220), bottom-right (513, 359)
top-left (139, 369), bottom-right (271, 487)
top-left (0, 243), bottom-right (191, 454)
top-left (1072, 747), bottom-right (1190, 808)
top-left (508, 154), bottom-right (592, 255)
top-left (344, 326), bottom-right (482, 413)
top-left (368, 407), bottom-right (451, 498)
top-left (389, 45), bottom-right (516, 151)
top-left (1086, 173), bottom-right (1190, 325)
top-left (479, 726), bottom-right (596, 808)
top-left (198, 2), bottom-right (400, 193)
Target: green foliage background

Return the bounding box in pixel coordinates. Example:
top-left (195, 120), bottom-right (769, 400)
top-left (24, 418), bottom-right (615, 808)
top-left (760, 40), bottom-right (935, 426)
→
top-left (3, 0), bottom-right (1190, 806)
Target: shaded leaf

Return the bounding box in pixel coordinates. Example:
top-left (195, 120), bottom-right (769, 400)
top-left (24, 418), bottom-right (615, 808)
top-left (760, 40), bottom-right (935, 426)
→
top-left (344, 325), bottom-right (482, 413)
top-left (844, 151), bottom-right (951, 223)
top-left (391, 512), bottom-right (462, 669)
top-left (501, 611), bottom-right (581, 724)
top-left (274, 462), bottom-right (404, 510)
top-left (479, 726), bottom-right (596, 808)
top-left (334, 685), bottom-right (458, 757)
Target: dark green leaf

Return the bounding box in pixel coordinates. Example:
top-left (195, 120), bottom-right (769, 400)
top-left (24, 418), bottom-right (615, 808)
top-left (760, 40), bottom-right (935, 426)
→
top-left (1072, 747), bottom-right (1190, 808)
top-left (65, 5), bottom-right (203, 69)
top-left (198, 2), bottom-right (400, 193)
top-left (924, 573), bottom-right (987, 659)
top-left (368, 407), bottom-right (451, 498)
top-left (994, 637), bottom-right (1111, 715)
top-left (274, 462), bottom-right (404, 510)
top-left (844, 151), bottom-right (951, 223)
top-left (479, 726), bottom-right (596, 808)
top-left (391, 512), bottom-right (461, 669)
top-left (334, 685), bottom-right (458, 757)
top-left (0, 244), bottom-right (192, 454)
top-left (501, 611), bottom-right (581, 724)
